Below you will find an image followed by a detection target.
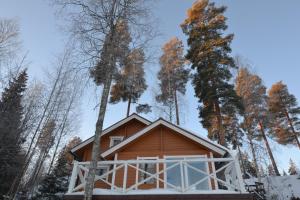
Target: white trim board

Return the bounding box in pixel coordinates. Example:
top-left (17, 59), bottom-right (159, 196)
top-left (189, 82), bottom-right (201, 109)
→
top-left (71, 113), bottom-right (151, 153)
top-left (101, 119), bottom-right (228, 158)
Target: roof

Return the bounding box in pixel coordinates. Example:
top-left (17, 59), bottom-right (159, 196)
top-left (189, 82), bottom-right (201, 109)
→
top-left (71, 113), bottom-right (151, 153)
top-left (101, 118), bottom-right (229, 158)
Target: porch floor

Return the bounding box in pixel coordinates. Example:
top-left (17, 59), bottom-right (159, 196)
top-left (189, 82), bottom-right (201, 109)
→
top-left (64, 193), bottom-right (254, 200)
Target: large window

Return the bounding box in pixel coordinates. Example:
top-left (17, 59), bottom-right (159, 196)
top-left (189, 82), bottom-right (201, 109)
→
top-left (137, 157), bottom-right (158, 184)
top-left (165, 156), bottom-right (210, 190)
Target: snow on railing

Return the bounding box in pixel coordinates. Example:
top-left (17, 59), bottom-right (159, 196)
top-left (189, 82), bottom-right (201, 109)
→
top-left (67, 156), bottom-right (246, 194)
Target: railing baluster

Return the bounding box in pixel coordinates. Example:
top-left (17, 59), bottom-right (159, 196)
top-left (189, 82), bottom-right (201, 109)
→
top-left (180, 160), bottom-right (185, 192)
top-left (233, 153), bottom-right (246, 192)
top-left (111, 154), bottom-right (118, 190)
top-left (68, 161), bottom-right (78, 193)
top-left (123, 162), bottom-right (128, 193)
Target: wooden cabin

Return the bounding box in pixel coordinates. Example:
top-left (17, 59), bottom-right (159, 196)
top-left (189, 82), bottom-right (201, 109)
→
top-left (65, 113), bottom-right (253, 200)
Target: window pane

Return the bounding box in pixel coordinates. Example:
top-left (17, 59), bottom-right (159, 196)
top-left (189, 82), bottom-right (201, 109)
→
top-left (165, 157), bottom-right (210, 191)
top-left (139, 163), bottom-right (156, 184)
top-left (166, 158), bottom-right (183, 189)
top-left (186, 161), bottom-right (209, 190)
top-left (112, 139), bottom-right (122, 146)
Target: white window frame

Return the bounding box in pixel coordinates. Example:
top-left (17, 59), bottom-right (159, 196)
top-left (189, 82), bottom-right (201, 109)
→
top-left (163, 155), bottom-right (211, 190)
top-left (109, 136), bottom-right (124, 147)
top-left (136, 156), bottom-right (159, 188)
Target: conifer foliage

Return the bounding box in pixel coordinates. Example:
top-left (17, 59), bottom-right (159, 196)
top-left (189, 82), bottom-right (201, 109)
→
top-left (268, 81), bottom-right (300, 149)
top-left (110, 47), bottom-right (148, 117)
top-left (0, 70), bottom-right (27, 197)
top-left (32, 137), bottom-right (81, 199)
top-left (32, 146), bottom-right (70, 200)
top-left (288, 159), bottom-right (299, 175)
top-left (182, 0), bottom-right (242, 145)
top-left (236, 67), bottom-right (280, 176)
top-left (156, 37), bottom-right (189, 125)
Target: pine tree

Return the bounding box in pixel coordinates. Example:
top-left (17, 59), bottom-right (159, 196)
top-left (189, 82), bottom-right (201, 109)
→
top-left (0, 70), bottom-right (27, 197)
top-left (236, 67), bottom-right (280, 176)
top-left (268, 81), bottom-right (300, 149)
top-left (181, 0), bottom-right (243, 145)
top-left (288, 159), bottom-right (298, 175)
top-left (156, 37), bottom-right (189, 125)
top-left (110, 47), bottom-right (149, 116)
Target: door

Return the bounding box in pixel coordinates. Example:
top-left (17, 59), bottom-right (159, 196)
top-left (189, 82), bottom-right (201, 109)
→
top-left (165, 156), bottom-right (210, 191)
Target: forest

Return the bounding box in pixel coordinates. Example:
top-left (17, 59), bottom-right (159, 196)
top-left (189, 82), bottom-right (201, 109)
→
top-left (0, 0), bottom-right (299, 200)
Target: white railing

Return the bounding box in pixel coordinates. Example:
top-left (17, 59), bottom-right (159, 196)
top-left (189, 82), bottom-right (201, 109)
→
top-left (67, 156), bottom-right (246, 194)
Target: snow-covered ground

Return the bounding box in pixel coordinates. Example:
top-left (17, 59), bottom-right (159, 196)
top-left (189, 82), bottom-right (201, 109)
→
top-left (245, 175), bottom-right (300, 200)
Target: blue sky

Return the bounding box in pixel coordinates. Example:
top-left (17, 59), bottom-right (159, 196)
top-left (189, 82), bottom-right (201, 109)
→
top-left (1, 0), bottom-right (300, 172)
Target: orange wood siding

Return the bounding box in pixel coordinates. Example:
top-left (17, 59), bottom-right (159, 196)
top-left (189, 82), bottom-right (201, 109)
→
top-left (75, 118), bottom-right (147, 161)
top-left (75, 123), bottom-right (220, 190)
top-left (112, 125), bottom-right (219, 190)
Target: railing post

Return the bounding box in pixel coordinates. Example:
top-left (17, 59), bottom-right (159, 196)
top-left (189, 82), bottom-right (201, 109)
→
top-left (111, 153), bottom-right (118, 191)
top-left (210, 152), bottom-right (218, 190)
top-left (68, 161), bottom-right (78, 193)
top-left (233, 153), bottom-right (246, 193)
top-left (180, 160), bottom-right (185, 192)
top-left (123, 162), bottom-right (128, 193)
top-left (156, 161), bottom-right (159, 189)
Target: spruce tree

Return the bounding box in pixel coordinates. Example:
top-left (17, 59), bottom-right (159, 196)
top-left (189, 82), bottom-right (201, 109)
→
top-left (288, 159), bottom-right (298, 175)
top-left (182, 0), bottom-right (243, 145)
top-left (236, 67), bottom-right (280, 176)
top-left (32, 146), bottom-right (70, 200)
top-left (156, 37), bottom-right (189, 125)
top-left (0, 70), bottom-right (27, 197)
top-left (268, 81), bottom-right (300, 149)
top-left (239, 152), bottom-right (258, 178)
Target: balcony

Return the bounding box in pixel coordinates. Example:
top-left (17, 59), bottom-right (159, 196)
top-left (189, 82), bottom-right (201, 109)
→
top-left (67, 155), bottom-right (246, 196)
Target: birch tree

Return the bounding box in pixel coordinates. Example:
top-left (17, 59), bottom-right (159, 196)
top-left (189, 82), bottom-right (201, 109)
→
top-left (8, 48), bottom-right (82, 199)
top-left (0, 18), bottom-right (21, 89)
top-left (52, 1), bottom-right (155, 199)
top-left (156, 37), bottom-right (189, 125)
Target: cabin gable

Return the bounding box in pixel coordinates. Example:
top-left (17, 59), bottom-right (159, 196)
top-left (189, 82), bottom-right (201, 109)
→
top-left (107, 125), bottom-right (221, 161)
top-left (73, 117), bottom-right (149, 161)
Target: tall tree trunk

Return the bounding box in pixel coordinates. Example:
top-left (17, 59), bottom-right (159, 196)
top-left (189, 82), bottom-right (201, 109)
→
top-left (174, 89), bottom-right (180, 126)
top-left (84, 71), bottom-right (113, 200)
top-left (284, 110), bottom-right (300, 149)
top-left (169, 103), bottom-right (173, 123)
top-left (84, 1), bottom-right (117, 198)
top-left (258, 121), bottom-right (280, 176)
top-left (214, 101), bottom-right (225, 146)
top-left (247, 133), bottom-right (260, 181)
top-left (126, 96), bottom-right (131, 117)
top-left (48, 91), bottom-right (76, 174)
